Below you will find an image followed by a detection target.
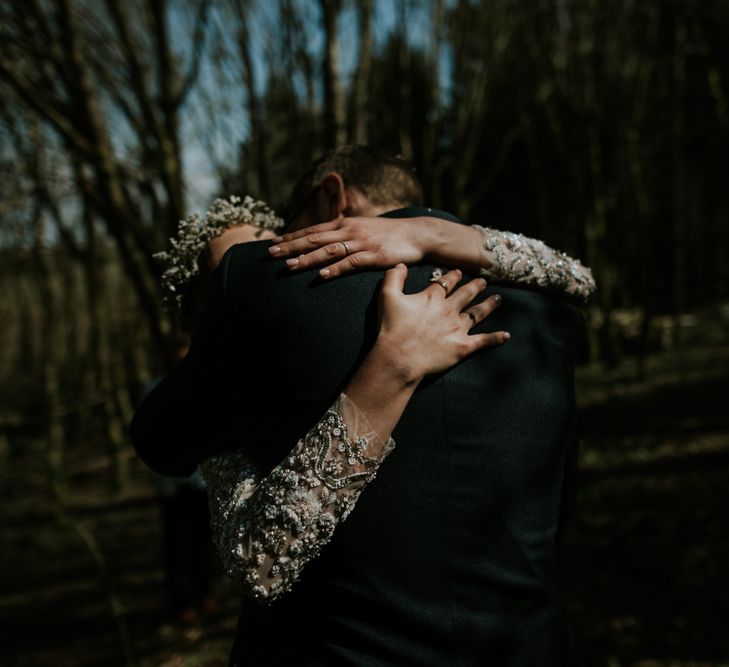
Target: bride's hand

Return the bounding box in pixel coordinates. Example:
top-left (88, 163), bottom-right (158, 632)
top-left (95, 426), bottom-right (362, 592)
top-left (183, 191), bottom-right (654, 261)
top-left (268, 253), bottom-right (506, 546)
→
top-left (268, 216), bottom-right (431, 278)
top-left (373, 264), bottom-right (509, 384)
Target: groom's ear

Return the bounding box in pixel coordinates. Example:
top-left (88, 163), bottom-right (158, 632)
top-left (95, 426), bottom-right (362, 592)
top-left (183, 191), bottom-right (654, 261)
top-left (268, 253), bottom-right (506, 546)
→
top-left (316, 172), bottom-right (347, 222)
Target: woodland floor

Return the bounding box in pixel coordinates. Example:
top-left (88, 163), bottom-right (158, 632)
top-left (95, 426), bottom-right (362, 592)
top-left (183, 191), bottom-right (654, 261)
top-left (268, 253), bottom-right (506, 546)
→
top-left (1, 344), bottom-right (728, 667)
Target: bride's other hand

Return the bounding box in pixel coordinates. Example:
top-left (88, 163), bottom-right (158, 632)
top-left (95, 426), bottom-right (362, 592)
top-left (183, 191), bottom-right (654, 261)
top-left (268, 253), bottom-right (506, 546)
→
top-left (373, 265), bottom-right (509, 385)
top-left (268, 216), bottom-right (433, 278)
top-left (343, 264), bottom-right (508, 443)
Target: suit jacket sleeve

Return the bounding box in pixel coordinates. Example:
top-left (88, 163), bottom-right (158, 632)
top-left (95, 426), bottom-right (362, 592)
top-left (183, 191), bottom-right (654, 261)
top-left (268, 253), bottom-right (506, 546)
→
top-left (129, 261), bottom-right (240, 476)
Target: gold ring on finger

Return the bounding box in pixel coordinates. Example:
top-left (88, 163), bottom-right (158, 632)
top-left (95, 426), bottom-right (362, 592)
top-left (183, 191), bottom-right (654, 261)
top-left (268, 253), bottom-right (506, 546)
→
top-left (433, 279), bottom-right (448, 292)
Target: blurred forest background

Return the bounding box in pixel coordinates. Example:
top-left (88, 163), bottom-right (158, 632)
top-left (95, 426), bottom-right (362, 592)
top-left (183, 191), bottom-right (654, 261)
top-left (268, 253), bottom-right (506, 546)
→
top-left (1, 0), bottom-right (728, 665)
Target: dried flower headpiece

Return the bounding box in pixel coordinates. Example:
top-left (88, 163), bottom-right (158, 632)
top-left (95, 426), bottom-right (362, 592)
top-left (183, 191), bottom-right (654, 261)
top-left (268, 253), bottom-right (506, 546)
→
top-left (155, 195), bottom-right (284, 309)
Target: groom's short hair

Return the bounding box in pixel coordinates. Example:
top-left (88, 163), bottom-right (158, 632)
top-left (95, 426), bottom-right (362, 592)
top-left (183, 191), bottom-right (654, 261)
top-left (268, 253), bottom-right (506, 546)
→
top-left (284, 145), bottom-right (424, 223)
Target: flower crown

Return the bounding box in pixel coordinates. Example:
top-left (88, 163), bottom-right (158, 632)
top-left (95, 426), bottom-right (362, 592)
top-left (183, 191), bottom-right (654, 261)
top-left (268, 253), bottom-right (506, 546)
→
top-left (155, 195), bottom-right (285, 310)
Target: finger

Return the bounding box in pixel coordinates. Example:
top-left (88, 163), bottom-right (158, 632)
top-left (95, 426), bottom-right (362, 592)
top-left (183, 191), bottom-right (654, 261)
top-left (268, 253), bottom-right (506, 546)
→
top-left (462, 293), bottom-right (503, 326)
top-left (449, 277), bottom-right (488, 310)
top-left (319, 251), bottom-right (380, 279)
top-left (427, 268), bottom-right (462, 296)
top-left (284, 240), bottom-right (358, 271)
top-left (382, 263), bottom-right (408, 293)
top-left (270, 229), bottom-right (347, 258)
top-left (270, 218), bottom-right (343, 244)
top-left (272, 230), bottom-right (352, 260)
top-left (464, 331), bottom-right (511, 353)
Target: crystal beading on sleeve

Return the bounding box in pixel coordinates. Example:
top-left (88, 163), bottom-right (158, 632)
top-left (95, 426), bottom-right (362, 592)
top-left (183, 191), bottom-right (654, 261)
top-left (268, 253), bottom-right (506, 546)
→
top-left (201, 393), bottom-right (395, 602)
top-left (473, 225), bottom-right (596, 301)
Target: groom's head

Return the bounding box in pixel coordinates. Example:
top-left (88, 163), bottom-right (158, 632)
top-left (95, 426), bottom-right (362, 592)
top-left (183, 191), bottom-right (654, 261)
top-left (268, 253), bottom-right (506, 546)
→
top-left (284, 145), bottom-right (423, 231)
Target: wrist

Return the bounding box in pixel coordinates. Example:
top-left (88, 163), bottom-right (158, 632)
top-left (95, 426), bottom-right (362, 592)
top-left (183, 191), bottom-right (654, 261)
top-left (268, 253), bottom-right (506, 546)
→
top-left (423, 219), bottom-right (483, 271)
top-left (414, 217), bottom-right (447, 264)
top-left (368, 336), bottom-right (425, 387)
top-left (344, 339), bottom-right (421, 442)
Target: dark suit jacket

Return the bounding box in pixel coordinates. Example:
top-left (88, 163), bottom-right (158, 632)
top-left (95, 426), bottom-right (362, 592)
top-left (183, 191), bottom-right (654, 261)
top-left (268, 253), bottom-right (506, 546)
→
top-left (131, 210), bottom-right (583, 666)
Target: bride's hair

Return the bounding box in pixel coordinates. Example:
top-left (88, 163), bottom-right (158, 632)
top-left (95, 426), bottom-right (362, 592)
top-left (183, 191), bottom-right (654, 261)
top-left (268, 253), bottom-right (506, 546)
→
top-left (156, 195), bottom-right (284, 320)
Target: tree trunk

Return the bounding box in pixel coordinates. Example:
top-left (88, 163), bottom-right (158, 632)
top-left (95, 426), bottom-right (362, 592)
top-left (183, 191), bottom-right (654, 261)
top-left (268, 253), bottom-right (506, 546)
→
top-left (672, 14), bottom-right (688, 325)
top-left (321, 0), bottom-right (346, 147)
top-left (34, 209), bottom-right (65, 489)
top-left (626, 125), bottom-right (653, 378)
top-left (586, 126), bottom-right (617, 366)
top-left (353, 0), bottom-right (373, 145)
top-left (421, 0), bottom-right (445, 205)
top-left (396, 3), bottom-right (414, 162)
top-left (83, 206), bottom-right (128, 493)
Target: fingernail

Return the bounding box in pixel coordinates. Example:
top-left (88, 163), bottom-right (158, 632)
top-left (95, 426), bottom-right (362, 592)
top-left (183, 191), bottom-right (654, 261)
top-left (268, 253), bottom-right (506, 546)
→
top-left (271, 236), bottom-right (283, 243)
top-left (493, 294), bottom-right (502, 303)
top-left (286, 258), bottom-right (299, 267)
top-left (320, 268), bottom-right (330, 278)
top-left (269, 246), bottom-right (281, 255)
top-left (480, 278), bottom-right (487, 287)
top-left (503, 332), bottom-right (511, 341)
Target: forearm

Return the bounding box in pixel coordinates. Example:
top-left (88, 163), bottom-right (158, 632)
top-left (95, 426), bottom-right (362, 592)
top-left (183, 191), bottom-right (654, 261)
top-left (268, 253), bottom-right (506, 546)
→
top-left (342, 340), bottom-right (420, 444)
top-left (472, 225), bottom-right (595, 301)
top-left (203, 342), bottom-right (418, 602)
top-left (419, 216), bottom-right (486, 274)
top-left (202, 392), bottom-right (396, 602)
top-left (418, 217), bottom-right (595, 301)
top-left (269, 212), bottom-right (595, 301)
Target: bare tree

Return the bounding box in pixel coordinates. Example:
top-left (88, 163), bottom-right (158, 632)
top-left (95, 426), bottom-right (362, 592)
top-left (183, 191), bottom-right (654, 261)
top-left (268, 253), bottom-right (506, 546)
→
top-left (352, 0), bottom-right (373, 145)
top-left (0, 0), bottom-right (212, 354)
top-left (446, 0), bottom-right (521, 221)
top-left (320, 0), bottom-right (346, 147)
top-left (231, 0), bottom-right (271, 202)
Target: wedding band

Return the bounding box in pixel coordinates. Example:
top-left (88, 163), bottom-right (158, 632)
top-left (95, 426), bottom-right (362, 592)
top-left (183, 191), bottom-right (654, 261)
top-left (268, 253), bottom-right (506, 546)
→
top-left (467, 311), bottom-right (477, 323)
top-left (341, 241), bottom-right (350, 256)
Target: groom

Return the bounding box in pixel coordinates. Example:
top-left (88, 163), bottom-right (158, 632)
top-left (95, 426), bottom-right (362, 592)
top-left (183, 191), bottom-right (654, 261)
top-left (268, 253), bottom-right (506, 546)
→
top-left (132, 146), bottom-right (584, 665)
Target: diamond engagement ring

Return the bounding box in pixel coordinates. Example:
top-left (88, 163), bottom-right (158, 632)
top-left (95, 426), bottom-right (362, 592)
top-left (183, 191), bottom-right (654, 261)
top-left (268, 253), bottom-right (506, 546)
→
top-left (432, 279), bottom-right (448, 292)
top-left (341, 241), bottom-right (351, 256)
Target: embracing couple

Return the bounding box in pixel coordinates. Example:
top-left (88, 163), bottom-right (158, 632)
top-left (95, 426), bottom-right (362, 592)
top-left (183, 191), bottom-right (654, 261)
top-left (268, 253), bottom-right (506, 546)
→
top-left (132, 146), bottom-right (594, 666)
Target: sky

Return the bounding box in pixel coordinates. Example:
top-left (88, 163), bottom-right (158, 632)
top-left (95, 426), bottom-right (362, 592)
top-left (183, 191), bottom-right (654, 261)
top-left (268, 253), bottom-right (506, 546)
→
top-left (178, 0), bottom-right (454, 212)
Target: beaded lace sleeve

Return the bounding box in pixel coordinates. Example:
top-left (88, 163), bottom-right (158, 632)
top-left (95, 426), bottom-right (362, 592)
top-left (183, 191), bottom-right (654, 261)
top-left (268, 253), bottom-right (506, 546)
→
top-left (200, 393), bottom-right (395, 603)
top-left (473, 225), bottom-right (596, 301)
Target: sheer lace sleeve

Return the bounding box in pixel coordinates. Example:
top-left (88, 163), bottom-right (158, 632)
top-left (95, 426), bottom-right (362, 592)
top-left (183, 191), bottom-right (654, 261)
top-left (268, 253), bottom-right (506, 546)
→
top-left (201, 393), bottom-right (395, 602)
top-left (473, 225), bottom-right (596, 301)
